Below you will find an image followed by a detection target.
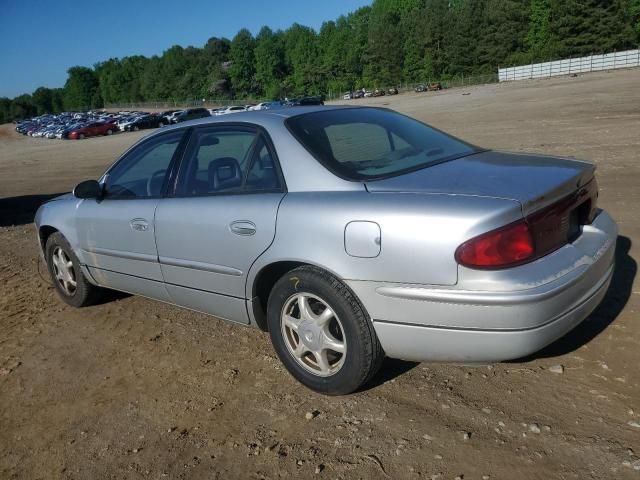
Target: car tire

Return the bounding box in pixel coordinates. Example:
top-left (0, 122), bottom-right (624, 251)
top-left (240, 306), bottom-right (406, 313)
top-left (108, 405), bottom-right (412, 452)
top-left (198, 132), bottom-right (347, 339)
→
top-left (158, 121), bottom-right (164, 127)
top-left (79, 133), bottom-right (85, 140)
top-left (267, 266), bottom-right (384, 395)
top-left (107, 129), bottom-right (113, 135)
top-left (133, 125), bottom-right (139, 132)
top-left (45, 232), bottom-right (102, 308)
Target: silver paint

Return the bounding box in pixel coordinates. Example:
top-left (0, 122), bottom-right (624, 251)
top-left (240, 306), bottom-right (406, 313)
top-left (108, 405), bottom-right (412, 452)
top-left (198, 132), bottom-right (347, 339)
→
top-left (35, 106), bottom-right (617, 363)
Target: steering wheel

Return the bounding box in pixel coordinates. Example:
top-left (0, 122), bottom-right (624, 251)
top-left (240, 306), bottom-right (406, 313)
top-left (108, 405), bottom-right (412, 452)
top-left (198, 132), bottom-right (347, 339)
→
top-left (146, 169), bottom-right (167, 197)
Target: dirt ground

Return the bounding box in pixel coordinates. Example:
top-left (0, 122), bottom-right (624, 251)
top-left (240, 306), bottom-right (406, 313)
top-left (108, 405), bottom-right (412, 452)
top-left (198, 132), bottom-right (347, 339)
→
top-left (1, 69), bottom-right (639, 480)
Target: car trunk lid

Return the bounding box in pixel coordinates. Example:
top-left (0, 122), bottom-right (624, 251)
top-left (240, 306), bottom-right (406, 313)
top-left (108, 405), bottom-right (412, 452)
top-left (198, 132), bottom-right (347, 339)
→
top-left (364, 150), bottom-right (596, 216)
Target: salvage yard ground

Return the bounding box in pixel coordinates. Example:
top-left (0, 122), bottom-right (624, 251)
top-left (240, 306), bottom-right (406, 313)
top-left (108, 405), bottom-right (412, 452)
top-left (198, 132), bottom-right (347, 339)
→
top-left (1, 68), bottom-right (639, 479)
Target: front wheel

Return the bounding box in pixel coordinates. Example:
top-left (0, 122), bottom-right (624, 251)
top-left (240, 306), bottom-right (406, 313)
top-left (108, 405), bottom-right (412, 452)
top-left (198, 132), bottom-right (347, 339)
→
top-left (45, 232), bottom-right (102, 307)
top-left (267, 266), bottom-right (384, 395)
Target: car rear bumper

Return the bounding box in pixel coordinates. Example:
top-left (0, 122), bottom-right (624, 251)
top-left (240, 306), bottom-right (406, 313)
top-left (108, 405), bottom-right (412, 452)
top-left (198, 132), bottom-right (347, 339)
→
top-left (346, 210), bottom-right (617, 363)
top-left (370, 262), bottom-right (612, 362)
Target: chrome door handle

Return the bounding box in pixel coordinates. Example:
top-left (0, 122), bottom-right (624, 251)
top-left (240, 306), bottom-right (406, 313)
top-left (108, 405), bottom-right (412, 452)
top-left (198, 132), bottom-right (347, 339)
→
top-left (130, 218), bottom-right (149, 232)
top-left (229, 220), bottom-right (256, 236)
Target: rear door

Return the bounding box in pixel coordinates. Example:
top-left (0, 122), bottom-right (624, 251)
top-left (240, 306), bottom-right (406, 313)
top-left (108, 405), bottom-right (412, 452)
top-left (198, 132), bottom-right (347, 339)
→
top-left (76, 129), bottom-right (188, 300)
top-left (154, 124), bottom-right (285, 323)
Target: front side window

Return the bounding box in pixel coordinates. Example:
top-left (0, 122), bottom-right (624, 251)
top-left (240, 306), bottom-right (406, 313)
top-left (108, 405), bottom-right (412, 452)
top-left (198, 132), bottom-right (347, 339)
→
top-left (286, 108), bottom-right (479, 180)
top-left (104, 130), bottom-right (184, 199)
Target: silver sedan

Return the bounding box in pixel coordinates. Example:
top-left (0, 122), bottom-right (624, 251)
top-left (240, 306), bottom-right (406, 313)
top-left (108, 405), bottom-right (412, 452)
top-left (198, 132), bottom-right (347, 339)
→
top-left (35, 106), bottom-right (617, 395)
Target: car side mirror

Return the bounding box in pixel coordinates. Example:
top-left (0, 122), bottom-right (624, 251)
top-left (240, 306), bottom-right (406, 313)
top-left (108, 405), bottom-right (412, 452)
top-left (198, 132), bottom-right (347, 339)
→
top-left (73, 179), bottom-right (102, 199)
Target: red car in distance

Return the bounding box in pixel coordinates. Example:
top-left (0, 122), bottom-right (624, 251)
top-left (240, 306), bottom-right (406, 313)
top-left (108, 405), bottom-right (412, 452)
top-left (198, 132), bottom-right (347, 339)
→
top-left (67, 121), bottom-right (117, 140)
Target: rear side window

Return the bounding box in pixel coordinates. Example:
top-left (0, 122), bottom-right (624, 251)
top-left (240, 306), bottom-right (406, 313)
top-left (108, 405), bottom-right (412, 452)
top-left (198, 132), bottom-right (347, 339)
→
top-left (245, 137), bottom-right (281, 191)
top-left (286, 108), bottom-right (479, 180)
top-left (176, 126), bottom-right (282, 196)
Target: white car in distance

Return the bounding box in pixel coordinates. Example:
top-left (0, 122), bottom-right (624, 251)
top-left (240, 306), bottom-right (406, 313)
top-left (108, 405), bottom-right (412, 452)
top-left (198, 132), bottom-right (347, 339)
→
top-left (217, 106), bottom-right (247, 115)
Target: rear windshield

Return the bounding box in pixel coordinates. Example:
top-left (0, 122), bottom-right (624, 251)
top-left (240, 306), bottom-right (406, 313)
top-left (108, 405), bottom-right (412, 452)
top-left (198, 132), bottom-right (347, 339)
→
top-left (286, 108), bottom-right (479, 180)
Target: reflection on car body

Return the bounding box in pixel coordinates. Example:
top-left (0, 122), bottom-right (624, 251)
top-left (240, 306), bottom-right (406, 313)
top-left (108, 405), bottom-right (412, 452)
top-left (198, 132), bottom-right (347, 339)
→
top-left (35, 106), bottom-right (617, 394)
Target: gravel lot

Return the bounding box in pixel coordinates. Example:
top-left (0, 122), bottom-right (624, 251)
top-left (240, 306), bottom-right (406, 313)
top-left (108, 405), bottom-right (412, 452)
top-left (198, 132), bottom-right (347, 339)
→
top-left (1, 68), bottom-right (639, 479)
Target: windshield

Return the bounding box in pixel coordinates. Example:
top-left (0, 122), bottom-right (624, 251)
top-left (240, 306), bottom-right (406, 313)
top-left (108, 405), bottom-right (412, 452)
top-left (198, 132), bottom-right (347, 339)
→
top-left (286, 108), bottom-right (480, 180)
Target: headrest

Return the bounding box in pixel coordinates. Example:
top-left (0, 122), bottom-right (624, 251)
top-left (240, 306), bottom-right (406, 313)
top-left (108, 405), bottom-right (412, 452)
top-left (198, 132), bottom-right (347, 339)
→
top-left (208, 157), bottom-right (242, 191)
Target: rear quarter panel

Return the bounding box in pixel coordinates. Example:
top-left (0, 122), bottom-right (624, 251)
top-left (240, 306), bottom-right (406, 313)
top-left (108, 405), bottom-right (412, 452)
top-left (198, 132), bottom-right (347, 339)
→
top-left (247, 191), bottom-right (523, 295)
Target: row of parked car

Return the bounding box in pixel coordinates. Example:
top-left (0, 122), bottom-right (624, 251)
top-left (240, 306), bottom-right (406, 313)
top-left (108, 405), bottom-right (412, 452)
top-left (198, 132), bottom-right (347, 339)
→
top-left (15, 96), bottom-right (325, 140)
top-left (14, 110), bottom-right (167, 140)
top-left (157, 97), bottom-right (324, 126)
top-left (414, 82), bottom-right (443, 92)
top-left (342, 83), bottom-right (443, 100)
top-left (343, 88), bottom-right (399, 100)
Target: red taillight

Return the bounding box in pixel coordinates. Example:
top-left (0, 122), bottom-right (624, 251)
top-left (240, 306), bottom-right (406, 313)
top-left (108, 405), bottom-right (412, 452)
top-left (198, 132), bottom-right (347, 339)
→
top-left (455, 220), bottom-right (534, 269)
top-left (456, 179), bottom-right (598, 270)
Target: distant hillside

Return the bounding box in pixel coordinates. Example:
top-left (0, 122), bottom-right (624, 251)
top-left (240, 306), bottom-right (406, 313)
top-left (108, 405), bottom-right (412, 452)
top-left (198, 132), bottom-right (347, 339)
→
top-left (2, 0), bottom-right (639, 123)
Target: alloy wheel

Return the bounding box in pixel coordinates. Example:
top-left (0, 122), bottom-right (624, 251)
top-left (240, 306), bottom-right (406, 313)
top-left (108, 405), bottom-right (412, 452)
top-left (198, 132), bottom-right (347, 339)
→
top-left (51, 247), bottom-right (76, 295)
top-left (280, 292), bottom-right (346, 377)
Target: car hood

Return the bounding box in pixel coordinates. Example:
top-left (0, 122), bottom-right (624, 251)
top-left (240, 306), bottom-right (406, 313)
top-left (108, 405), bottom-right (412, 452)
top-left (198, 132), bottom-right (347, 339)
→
top-left (364, 150), bottom-right (595, 215)
top-left (44, 192), bottom-right (74, 203)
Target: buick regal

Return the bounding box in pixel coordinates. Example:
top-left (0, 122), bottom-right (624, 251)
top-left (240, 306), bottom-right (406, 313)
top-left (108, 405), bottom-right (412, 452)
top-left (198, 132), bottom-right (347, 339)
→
top-left (35, 106), bottom-right (617, 394)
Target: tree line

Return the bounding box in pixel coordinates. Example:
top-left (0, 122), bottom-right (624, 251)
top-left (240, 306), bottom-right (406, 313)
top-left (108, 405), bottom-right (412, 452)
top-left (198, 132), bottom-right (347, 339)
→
top-left (2, 0), bottom-right (639, 123)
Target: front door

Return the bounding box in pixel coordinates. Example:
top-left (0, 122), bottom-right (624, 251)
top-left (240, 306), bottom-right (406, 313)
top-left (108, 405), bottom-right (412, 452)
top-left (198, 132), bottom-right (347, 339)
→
top-left (76, 129), bottom-right (187, 300)
top-left (154, 125), bottom-right (285, 323)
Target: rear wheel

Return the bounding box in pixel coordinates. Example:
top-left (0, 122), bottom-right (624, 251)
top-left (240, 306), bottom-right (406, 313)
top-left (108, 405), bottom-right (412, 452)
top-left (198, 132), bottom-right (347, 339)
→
top-left (158, 121), bottom-right (165, 127)
top-left (45, 232), bottom-right (102, 307)
top-left (267, 266), bottom-right (384, 395)
top-left (133, 125), bottom-right (139, 132)
top-left (79, 133), bottom-right (85, 140)
top-left (107, 129), bottom-right (113, 135)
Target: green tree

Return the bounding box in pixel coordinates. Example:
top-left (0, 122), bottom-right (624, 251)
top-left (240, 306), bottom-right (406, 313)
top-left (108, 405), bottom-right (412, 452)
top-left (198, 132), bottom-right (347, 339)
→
top-left (254, 26), bottom-right (285, 98)
top-left (4, 0), bottom-right (640, 122)
top-left (446, 0), bottom-right (485, 75)
top-left (229, 29), bottom-right (257, 96)
top-left (401, 5), bottom-right (430, 82)
top-left (480, 0), bottom-right (530, 68)
top-left (363, 1), bottom-right (404, 86)
top-left (632, 0), bottom-right (640, 41)
top-left (283, 24), bottom-right (322, 96)
top-left (63, 66), bottom-right (101, 110)
top-left (10, 94), bottom-right (36, 119)
top-left (31, 87), bottom-right (54, 115)
top-left (51, 89), bottom-right (65, 113)
top-left (345, 7), bottom-right (371, 87)
top-left (202, 37), bottom-right (232, 99)
top-left (548, 0), bottom-right (636, 58)
top-left (526, 0), bottom-right (556, 61)
top-left (0, 97), bottom-right (12, 124)
top-left (318, 8), bottom-right (370, 93)
top-left (421, 0), bottom-right (452, 78)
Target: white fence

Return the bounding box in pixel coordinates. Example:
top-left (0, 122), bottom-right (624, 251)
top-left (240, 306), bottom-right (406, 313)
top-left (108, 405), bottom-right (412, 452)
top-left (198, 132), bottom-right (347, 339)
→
top-left (499, 49), bottom-right (640, 82)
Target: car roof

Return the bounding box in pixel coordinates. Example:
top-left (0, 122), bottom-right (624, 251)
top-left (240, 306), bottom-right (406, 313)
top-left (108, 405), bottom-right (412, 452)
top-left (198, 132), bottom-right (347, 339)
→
top-left (107, 105), bottom-right (368, 194)
top-left (143, 105), bottom-right (370, 142)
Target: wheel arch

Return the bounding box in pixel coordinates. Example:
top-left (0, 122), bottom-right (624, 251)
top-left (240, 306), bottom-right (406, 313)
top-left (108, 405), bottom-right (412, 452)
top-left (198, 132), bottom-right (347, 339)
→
top-left (249, 260), bottom-right (346, 331)
top-left (38, 225), bottom-right (59, 253)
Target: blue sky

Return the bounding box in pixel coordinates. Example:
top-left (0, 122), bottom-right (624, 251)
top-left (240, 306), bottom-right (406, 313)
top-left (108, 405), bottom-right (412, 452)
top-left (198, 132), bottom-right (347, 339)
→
top-left (0, 0), bottom-right (371, 98)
